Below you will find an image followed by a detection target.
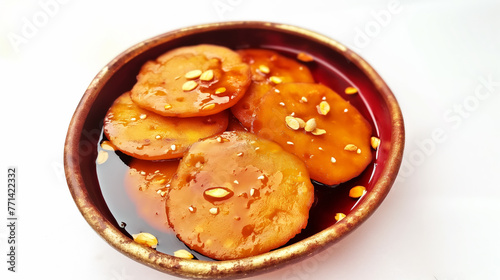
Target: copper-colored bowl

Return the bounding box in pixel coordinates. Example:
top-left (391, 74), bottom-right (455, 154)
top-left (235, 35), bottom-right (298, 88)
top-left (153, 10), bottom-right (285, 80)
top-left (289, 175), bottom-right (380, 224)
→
top-left (64, 21), bottom-right (404, 279)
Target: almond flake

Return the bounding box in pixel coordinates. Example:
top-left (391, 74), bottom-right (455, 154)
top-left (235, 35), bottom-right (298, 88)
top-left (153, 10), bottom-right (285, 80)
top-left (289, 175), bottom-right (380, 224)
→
top-left (202, 103), bottom-right (216, 111)
top-left (258, 65), bottom-right (270, 74)
top-left (96, 150), bottom-right (108, 165)
top-left (304, 118), bottom-right (317, 132)
top-left (285, 116), bottom-right (300, 130)
top-left (349, 186), bottom-right (366, 198)
top-left (185, 69), bottom-right (202, 79)
top-left (344, 144), bottom-right (358, 152)
top-left (269, 76), bottom-right (282, 84)
top-left (345, 86), bottom-right (358, 95)
top-left (132, 232), bottom-right (158, 248)
top-left (311, 128), bottom-right (326, 136)
top-left (335, 213), bottom-right (346, 222)
top-left (174, 249), bottom-right (194, 259)
top-left (295, 117), bottom-right (306, 128)
top-left (182, 80), bottom-right (198, 91)
top-left (371, 137), bottom-right (380, 149)
top-left (200, 69), bottom-right (214, 81)
top-left (215, 87), bottom-right (226, 94)
top-left (318, 101), bottom-right (331, 115)
top-left (205, 188), bottom-right (232, 199)
top-left (297, 52), bottom-right (314, 62)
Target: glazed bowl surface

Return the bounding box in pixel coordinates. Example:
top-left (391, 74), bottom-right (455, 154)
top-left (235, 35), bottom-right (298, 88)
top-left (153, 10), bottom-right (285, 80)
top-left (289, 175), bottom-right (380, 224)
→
top-left (64, 21), bottom-right (404, 279)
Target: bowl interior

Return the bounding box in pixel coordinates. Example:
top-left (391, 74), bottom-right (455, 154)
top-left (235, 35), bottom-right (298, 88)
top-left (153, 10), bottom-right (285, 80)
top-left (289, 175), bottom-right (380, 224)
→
top-left (65, 22), bottom-right (404, 279)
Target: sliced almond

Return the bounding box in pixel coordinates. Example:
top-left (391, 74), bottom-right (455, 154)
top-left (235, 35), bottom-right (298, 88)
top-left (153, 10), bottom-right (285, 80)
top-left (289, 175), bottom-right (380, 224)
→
top-left (215, 87), bottom-right (226, 94)
top-left (304, 118), bottom-right (317, 132)
top-left (345, 86), bottom-right (358, 95)
top-left (349, 186), bottom-right (366, 198)
top-left (185, 69), bottom-right (202, 79)
top-left (132, 232), bottom-right (158, 249)
top-left (202, 103), bottom-right (216, 111)
top-left (344, 144), bottom-right (358, 152)
top-left (200, 69), bottom-right (214, 81)
top-left (371, 136), bottom-right (380, 149)
top-left (335, 213), bottom-right (346, 222)
top-left (96, 150), bottom-right (108, 165)
top-left (317, 101), bottom-right (331, 115)
top-left (311, 128), bottom-right (326, 135)
top-left (258, 64), bottom-right (270, 74)
top-left (285, 116), bottom-right (300, 130)
top-left (204, 188), bottom-right (232, 199)
top-left (269, 76), bottom-right (282, 84)
top-left (182, 80), bottom-right (198, 91)
top-left (174, 249), bottom-right (194, 259)
top-left (297, 52), bottom-right (314, 62)
top-left (295, 117), bottom-right (306, 128)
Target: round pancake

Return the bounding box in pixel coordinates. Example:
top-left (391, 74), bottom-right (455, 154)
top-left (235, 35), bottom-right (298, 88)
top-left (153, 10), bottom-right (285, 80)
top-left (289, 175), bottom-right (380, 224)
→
top-left (166, 131), bottom-right (314, 260)
top-left (103, 91), bottom-right (228, 160)
top-left (124, 159), bottom-right (179, 232)
top-left (251, 83), bottom-right (373, 185)
top-left (131, 44), bottom-right (251, 117)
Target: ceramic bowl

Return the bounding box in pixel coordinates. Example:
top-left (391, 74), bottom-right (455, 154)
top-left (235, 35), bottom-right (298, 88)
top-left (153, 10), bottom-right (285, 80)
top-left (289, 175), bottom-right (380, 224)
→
top-left (64, 21), bottom-right (404, 279)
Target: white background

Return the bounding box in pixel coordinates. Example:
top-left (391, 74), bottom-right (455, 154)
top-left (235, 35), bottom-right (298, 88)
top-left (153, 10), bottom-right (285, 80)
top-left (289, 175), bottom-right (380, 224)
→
top-left (1, 0), bottom-right (500, 279)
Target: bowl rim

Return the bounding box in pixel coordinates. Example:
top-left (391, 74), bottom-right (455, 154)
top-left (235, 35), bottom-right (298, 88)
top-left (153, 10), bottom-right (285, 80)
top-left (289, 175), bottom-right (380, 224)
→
top-left (64, 20), bottom-right (405, 279)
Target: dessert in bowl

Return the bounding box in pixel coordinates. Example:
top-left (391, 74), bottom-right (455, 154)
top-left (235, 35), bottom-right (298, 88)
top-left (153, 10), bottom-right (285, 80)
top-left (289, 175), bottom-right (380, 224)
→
top-left (64, 21), bottom-right (404, 279)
